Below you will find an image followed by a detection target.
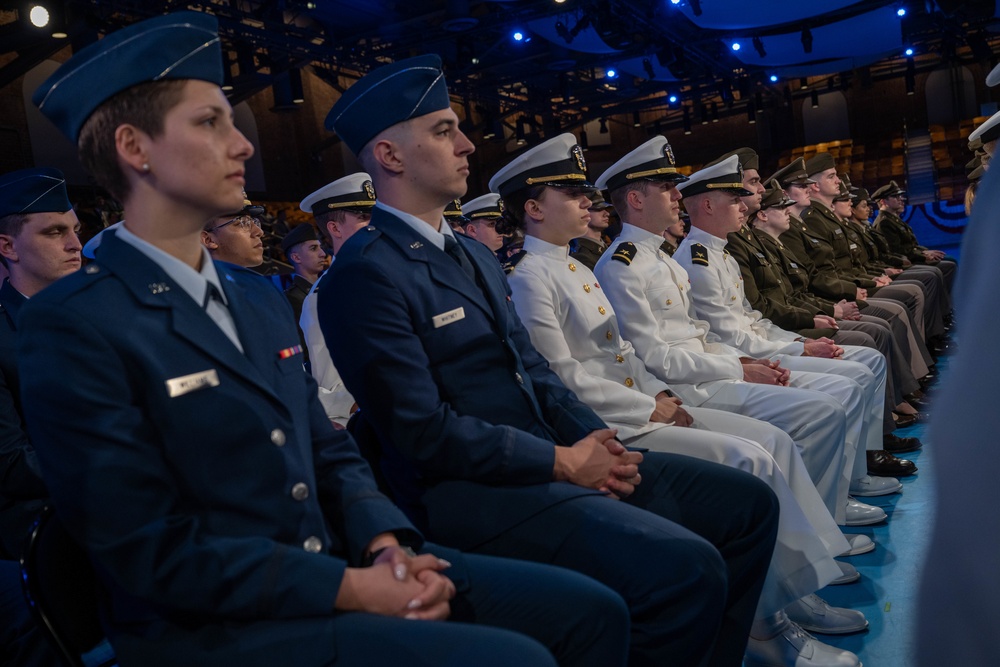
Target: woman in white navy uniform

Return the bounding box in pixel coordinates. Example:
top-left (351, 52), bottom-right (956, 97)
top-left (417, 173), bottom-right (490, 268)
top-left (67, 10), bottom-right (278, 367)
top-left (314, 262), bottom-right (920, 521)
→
top-left (495, 134), bottom-right (865, 667)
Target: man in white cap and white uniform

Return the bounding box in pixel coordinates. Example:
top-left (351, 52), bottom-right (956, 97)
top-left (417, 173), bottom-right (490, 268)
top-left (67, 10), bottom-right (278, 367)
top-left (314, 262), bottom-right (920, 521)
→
top-left (496, 134), bottom-right (867, 667)
top-left (674, 156), bottom-right (897, 525)
top-left (298, 172), bottom-right (376, 425)
top-left (593, 137), bottom-right (889, 530)
top-left (460, 193), bottom-right (507, 253)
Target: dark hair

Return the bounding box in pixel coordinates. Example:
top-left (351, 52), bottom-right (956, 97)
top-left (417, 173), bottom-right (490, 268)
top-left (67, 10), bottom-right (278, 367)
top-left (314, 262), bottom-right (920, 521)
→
top-left (495, 184), bottom-right (546, 236)
top-left (77, 79), bottom-right (188, 201)
top-left (0, 212), bottom-right (29, 238)
top-left (607, 180), bottom-right (652, 219)
top-left (0, 213), bottom-right (29, 268)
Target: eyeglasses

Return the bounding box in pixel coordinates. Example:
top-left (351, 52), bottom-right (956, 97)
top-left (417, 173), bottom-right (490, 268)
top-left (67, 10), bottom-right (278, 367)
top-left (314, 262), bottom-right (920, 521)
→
top-left (207, 215), bottom-right (261, 233)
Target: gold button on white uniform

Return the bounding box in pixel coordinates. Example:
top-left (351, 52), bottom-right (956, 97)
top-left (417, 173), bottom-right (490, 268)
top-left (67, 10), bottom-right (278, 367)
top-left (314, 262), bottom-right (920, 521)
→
top-left (598, 306), bottom-right (606, 315)
top-left (624, 378), bottom-right (634, 388)
top-left (292, 483), bottom-right (309, 501)
top-left (270, 429), bottom-right (286, 446)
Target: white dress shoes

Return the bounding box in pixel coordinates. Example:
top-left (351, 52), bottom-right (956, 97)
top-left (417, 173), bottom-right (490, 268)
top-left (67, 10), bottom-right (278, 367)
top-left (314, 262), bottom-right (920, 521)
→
top-left (849, 474), bottom-right (902, 497)
top-left (785, 594), bottom-right (870, 635)
top-left (829, 560), bottom-right (860, 585)
top-left (844, 498), bottom-right (887, 526)
top-left (839, 534), bottom-right (875, 557)
top-left (745, 613), bottom-right (862, 667)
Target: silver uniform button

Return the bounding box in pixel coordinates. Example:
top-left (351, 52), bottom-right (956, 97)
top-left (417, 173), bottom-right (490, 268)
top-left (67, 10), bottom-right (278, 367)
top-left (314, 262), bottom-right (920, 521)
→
top-left (303, 536), bottom-right (322, 553)
top-left (291, 482), bottom-right (309, 501)
top-left (270, 428), bottom-right (286, 446)
top-left (515, 372), bottom-right (524, 384)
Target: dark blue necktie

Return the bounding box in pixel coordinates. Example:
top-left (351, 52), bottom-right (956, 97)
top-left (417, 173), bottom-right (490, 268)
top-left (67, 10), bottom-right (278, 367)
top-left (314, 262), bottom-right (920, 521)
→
top-left (444, 235), bottom-right (476, 281)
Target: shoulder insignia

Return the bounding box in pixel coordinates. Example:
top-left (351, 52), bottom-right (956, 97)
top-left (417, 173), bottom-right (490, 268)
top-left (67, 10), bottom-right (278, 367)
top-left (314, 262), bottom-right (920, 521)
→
top-left (611, 242), bottom-right (637, 266)
top-left (502, 249), bottom-right (526, 275)
top-left (690, 243), bottom-right (709, 266)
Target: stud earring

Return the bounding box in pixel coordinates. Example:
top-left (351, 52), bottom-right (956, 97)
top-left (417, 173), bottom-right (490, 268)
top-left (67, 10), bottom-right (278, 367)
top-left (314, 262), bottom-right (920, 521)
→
top-left (142, 163), bottom-right (150, 173)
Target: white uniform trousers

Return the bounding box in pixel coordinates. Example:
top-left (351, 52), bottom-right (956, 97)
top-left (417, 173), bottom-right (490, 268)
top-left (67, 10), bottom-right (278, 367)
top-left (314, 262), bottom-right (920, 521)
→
top-left (620, 406), bottom-right (846, 618)
top-left (695, 381), bottom-right (849, 524)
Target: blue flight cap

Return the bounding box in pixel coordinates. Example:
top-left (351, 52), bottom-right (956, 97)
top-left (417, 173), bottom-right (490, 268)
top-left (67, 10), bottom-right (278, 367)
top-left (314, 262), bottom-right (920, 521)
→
top-left (325, 54), bottom-right (452, 156)
top-left (0, 167), bottom-right (72, 219)
top-left (33, 11), bottom-right (223, 143)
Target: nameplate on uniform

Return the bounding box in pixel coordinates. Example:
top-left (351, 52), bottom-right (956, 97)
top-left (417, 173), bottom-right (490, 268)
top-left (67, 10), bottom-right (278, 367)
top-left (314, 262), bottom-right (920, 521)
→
top-left (166, 369), bottom-right (220, 398)
top-left (433, 307), bottom-right (465, 328)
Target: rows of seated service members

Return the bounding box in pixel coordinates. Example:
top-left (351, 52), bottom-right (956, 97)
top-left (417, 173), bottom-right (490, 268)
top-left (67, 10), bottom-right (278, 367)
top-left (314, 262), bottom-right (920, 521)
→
top-left (0, 7), bottom-right (973, 667)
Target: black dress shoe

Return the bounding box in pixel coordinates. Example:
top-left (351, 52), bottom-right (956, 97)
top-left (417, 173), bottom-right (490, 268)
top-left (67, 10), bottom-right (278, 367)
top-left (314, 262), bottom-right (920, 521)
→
top-left (884, 433), bottom-right (923, 453)
top-left (906, 395), bottom-right (932, 411)
top-left (893, 413), bottom-right (919, 428)
top-left (867, 450), bottom-right (918, 477)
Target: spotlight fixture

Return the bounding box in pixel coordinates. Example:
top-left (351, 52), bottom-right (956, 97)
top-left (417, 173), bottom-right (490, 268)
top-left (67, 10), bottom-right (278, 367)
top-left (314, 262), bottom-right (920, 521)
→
top-left (799, 77), bottom-right (809, 90)
top-left (753, 36), bottom-right (766, 58)
top-left (769, 74), bottom-right (779, 83)
top-left (670, 0), bottom-right (681, 4)
top-left (516, 120), bottom-right (526, 145)
top-left (513, 31), bottom-right (525, 42)
top-left (731, 42), bottom-right (741, 52)
top-left (711, 101), bottom-right (719, 123)
top-left (668, 93), bottom-right (678, 104)
top-left (599, 118), bottom-right (609, 134)
top-left (683, 107), bottom-right (692, 135)
top-left (606, 69), bottom-right (618, 79)
top-left (904, 47), bottom-right (914, 57)
top-left (580, 130), bottom-right (589, 150)
top-left (700, 103), bottom-right (709, 125)
top-left (801, 26), bottom-right (813, 54)
top-left (906, 58), bottom-right (915, 95)
top-left (28, 4), bottom-right (49, 27)
top-left (689, 0), bottom-right (703, 16)
top-left (642, 57), bottom-right (656, 79)
top-left (897, 6), bottom-right (907, 17)
top-left (633, 111), bottom-right (641, 127)
top-left (810, 90), bottom-right (819, 108)
top-left (748, 105), bottom-right (756, 124)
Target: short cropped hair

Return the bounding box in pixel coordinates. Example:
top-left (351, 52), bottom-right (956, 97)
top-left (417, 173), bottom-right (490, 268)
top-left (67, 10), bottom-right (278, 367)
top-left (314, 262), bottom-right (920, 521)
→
top-left (0, 212), bottom-right (29, 268)
top-left (77, 79), bottom-right (187, 201)
top-left (608, 180), bottom-right (653, 221)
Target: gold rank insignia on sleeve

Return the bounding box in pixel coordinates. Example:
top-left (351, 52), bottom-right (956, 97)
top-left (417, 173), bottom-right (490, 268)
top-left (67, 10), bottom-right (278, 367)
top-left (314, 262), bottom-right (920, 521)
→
top-left (502, 249), bottom-right (526, 275)
top-left (611, 242), bottom-right (637, 266)
top-left (690, 243), bottom-right (709, 266)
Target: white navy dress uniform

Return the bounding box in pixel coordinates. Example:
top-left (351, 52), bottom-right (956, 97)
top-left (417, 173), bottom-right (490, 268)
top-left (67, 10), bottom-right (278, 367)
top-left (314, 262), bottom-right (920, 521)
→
top-left (674, 159), bottom-right (892, 513)
top-left (507, 233), bottom-right (846, 616)
top-left (300, 270), bottom-right (354, 426)
top-left (297, 173), bottom-right (376, 425)
top-left (596, 222), bottom-right (853, 522)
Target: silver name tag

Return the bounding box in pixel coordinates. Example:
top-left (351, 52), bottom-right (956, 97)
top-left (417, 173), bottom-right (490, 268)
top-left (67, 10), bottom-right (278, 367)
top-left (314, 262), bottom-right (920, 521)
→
top-left (166, 369), bottom-right (220, 397)
top-left (433, 307), bottom-right (465, 328)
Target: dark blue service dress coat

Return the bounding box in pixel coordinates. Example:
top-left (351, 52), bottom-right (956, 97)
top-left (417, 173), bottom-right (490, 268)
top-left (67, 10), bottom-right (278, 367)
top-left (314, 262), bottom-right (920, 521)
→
top-left (15, 232), bottom-right (631, 667)
top-left (16, 233), bottom-right (416, 665)
top-left (320, 208), bottom-right (779, 667)
top-left (0, 280), bottom-right (47, 559)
